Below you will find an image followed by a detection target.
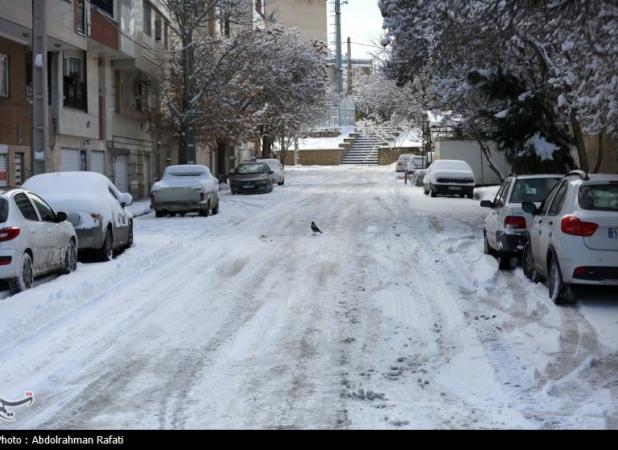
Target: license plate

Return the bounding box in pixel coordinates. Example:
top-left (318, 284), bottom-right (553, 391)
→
top-left (243, 185), bottom-right (254, 189)
top-left (609, 228), bottom-right (618, 239)
top-left (449, 186), bottom-right (462, 190)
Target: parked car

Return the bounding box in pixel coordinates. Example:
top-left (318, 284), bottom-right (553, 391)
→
top-left (23, 172), bottom-right (133, 261)
top-left (229, 162), bottom-right (274, 194)
top-left (256, 159), bottom-right (285, 185)
top-left (406, 155), bottom-right (428, 174)
top-left (423, 159), bottom-right (475, 198)
top-left (396, 154), bottom-right (412, 172)
top-left (481, 175), bottom-right (562, 269)
top-left (521, 171), bottom-right (618, 304)
top-left (0, 189), bottom-right (77, 294)
top-left (151, 165), bottom-right (220, 218)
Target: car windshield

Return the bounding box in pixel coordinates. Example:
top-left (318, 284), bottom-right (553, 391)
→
top-left (0, 198), bottom-right (8, 223)
top-left (169, 171), bottom-right (204, 177)
top-left (578, 184), bottom-right (618, 211)
top-left (237, 164), bottom-right (267, 174)
top-left (510, 177), bottom-right (561, 203)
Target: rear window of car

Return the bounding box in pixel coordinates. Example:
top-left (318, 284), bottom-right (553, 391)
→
top-left (578, 184), bottom-right (618, 211)
top-left (509, 177), bottom-right (561, 203)
top-left (0, 198), bottom-right (8, 223)
top-left (169, 171), bottom-right (204, 177)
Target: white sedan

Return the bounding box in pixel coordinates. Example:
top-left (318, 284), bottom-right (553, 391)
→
top-left (257, 159), bottom-right (285, 185)
top-left (0, 189), bottom-right (77, 294)
top-left (423, 159), bottom-right (475, 198)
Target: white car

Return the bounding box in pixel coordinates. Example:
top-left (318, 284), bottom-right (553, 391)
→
top-left (0, 189), bottom-right (77, 294)
top-left (257, 159), bottom-right (285, 185)
top-left (151, 165), bottom-right (220, 217)
top-left (405, 155), bottom-right (428, 173)
top-left (23, 172), bottom-right (133, 261)
top-left (481, 175), bottom-right (561, 269)
top-left (396, 154), bottom-right (412, 172)
top-left (522, 171), bottom-right (618, 304)
top-left (423, 159), bottom-right (475, 198)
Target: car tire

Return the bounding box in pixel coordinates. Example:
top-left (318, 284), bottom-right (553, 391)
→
top-left (60, 239), bottom-right (78, 275)
top-left (125, 221), bottom-right (133, 249)
top-left (155, 210), bottom-right (165, 218)
top-left (467, 193), bottom-right (474, 199)
top-left (497, 252), bottom-right (514, 271)
top-left (430, 185), bottom-right (436, 197)
top-left (9, 253), bottom-right (33, 295)
top-left (483, 232), bottom-right (493, 255)
top-left (279, 179), bottom-right (285, 186)
top-left (96, 228), bottom-right (114, 262)
top-left (522, 242), bottom-right (541, 283)
top-left (548, 253), bottom-right (577, 305)
top-left (211, 201), bottom-right (219, 215)
top-left (170, 212), bottom-right (177, 217)
top-left (199, 201), bottom-right (210, 217)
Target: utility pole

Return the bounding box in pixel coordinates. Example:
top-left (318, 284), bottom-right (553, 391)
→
top-left (335, 0), bottom-right (343, 94)
top-left (32, 0), bottom-right (49, 174)
top-left (347, 36), bottom-right (352, 95)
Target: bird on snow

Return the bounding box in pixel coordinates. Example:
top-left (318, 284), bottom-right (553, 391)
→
top-left (311, 221), bottom-right (323, 235)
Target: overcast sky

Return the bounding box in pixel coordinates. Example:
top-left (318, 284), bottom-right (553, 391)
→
top-left (340, 0), bottom-right (384, 59)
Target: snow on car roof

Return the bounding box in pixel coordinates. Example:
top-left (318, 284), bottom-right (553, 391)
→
top-left (164, 165), bottom-right (210, 175)
top-left (433, 159), bottom-right (472, 169)
top-left (23, 171), bottom-right (112, 193)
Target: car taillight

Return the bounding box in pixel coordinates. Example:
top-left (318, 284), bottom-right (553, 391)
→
top-left (200, 192), bottom-right (205, 201)
top-left (0, 226), bottom-right (20, 242)
top-left (504, 216), bottom-right (526, 230)
top-left (561, 215), bottom-right (598, 236)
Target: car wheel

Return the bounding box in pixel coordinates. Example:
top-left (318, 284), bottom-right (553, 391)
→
top-left (97, 228), bottom-right (114, 262)
top-left (483, 232), bottom-right (493, 255)
top-left (170, 212), bottom-right (177, 217)
top-left (467, 193), bottom-right (474, 199)
top-left (522, 242), bottom-right (541, 283)
top-left (199, 201), bottom-right (210, 217)
top-left (430, 185), bottom-right (436, 197)
top-left (9, 253), bottom-right (33, 295)
top-left (211, 201), bottom-right (219, 215)
top-left (548, 253), bottom-right (577, 305)
top-left (279, 179), bottom-right (285, 186)
top-left (497, 252), bottom-right (514, 271)
top-left (126, 221), bottom-right (133, 249)
top-left (60, 239), bottom-right (78, 274)
top-left (155, 210), bottom-right (165, 218)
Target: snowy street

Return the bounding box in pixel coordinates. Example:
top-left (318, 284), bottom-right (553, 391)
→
top-left (2, 166), bottom-right (618, 429)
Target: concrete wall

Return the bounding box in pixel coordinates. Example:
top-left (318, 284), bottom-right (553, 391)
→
top-left (434, 139), bottom-right (511, 186)
top-left (266, 0), bottom-right (328, 43)
top-left (379, 146), bottom-right (422, 165)
top-left (583, 133), bottom-right (618, 174)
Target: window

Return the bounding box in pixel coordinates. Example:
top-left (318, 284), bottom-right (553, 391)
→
top-left (0, 53), bottom-right (8, 98)
top-left (493, 180), bottom-right (511, 208)
top-left (164, 22), bottom-right (168, 48)
top-left (155, 12), bottom-right (162, 41)
top-left (80, 150), bottom-right (87, 171)
top-left (509, 177), bottom-right (561, 204)
top-left (578, 184), bottom-right (618, 212)
top-left (92, 0), bottom-right (114, 17)
top-left (539, 181), bottom-right (562, 215)
top-left (29, 194), bottom-right (56, 222)
top-left (63, 53), bottom-right (87, 110)
top-left (13, 193), bottom-right (39, 221)
top-left (144, 1), bottom-right (152, 36)
top-left (548, 182), bottom-right (569, 216)
top-left (75, 0), bottom-right (85, 34)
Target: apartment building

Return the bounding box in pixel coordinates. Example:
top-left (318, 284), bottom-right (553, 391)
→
top-left (263, 0), bottom-right (328, 43)
top-left (0, 0), bottom-right (168, 198)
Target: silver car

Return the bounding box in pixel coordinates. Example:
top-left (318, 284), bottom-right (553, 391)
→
top-left (256, 159), bottom-right (285, 185)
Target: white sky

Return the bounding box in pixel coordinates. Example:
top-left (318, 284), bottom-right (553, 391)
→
top-left (340, 0), bottom-right (384, 59)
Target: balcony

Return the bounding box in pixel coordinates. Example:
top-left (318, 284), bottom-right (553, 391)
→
top-left (88, 4), bottom-right (119, 53)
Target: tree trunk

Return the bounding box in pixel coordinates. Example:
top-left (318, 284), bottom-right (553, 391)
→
top-left (592, 133), bottom-right (603, 173)
top-left (181, 9), bottom-right (195, 164)
top-left (475, 137), bottom-right (504, 183)
top-left (262, 135), bottom-right (272, 159)
top-left (570, 110), bottom-right (589, 172)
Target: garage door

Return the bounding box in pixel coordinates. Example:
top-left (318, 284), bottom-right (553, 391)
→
top-left (114, 154), bottom-right (128, 192)
top-left (91, 150), bottom-right (105, 174)
top-left (61, 148), bottom-right (80, 172)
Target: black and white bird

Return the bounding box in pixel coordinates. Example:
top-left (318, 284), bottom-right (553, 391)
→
top-left (311, 221), bottom-right (323, 235)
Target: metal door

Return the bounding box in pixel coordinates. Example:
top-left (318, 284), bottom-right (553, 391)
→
top-left (114, 154), bottom-right (129, 192)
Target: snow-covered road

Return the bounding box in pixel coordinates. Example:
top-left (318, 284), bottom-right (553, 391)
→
top-left (2, 166), bottom-right (618, 429)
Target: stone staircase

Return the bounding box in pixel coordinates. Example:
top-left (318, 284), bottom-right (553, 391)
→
top-left (339, 134), bottom-right (382, 165)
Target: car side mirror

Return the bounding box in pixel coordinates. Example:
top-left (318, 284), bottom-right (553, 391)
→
top-left (521, 201), bottom-right (538, 215)
top-left (55, 211), bottom-right (68, 223)
top-left (269, 170), bottom-right (274, 174)
top-left (120, 192), bottom-right (133, 207)
top-left (480, 200), bottom-right (493, 208)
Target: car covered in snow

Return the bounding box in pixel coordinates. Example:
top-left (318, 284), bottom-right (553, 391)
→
top-left (150, 165), bottom-right (220, 218)
top-left (521, 171), bottom-right (618, 304)
top-left (396, 154), bottom-right (412, 172)
top-left (423, 159), bottom-right (475, 198)
top-left (0, 189), bottom-right (77, 294)
top-left (481, 174), bottom-right (562, 269)
top-left (229, 162), bottom-right (274, 194)
top-left (405, 155), bottom-right (428, 174)
top-left (23, 172), bottom-right (133, 261)
top-left (256, 159), bottom-right (285, 185)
